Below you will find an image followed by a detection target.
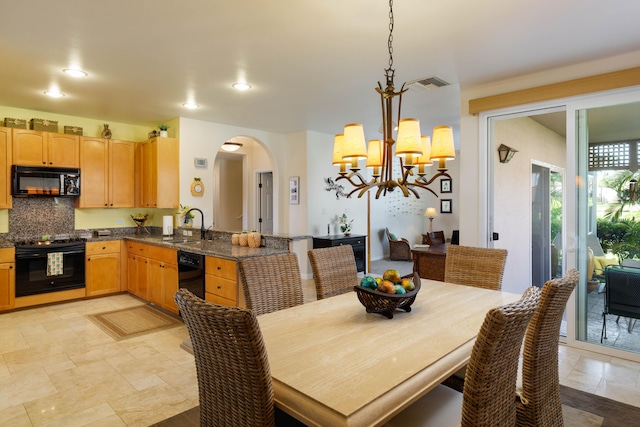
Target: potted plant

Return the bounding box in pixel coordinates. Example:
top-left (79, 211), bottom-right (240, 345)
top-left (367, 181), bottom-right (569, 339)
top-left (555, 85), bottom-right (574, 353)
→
top-left (158, 124), bottom-right (169, 137)
top-left (179, 204), bottom-right (194, 227)
top-left (339, 213), bottom-right (353, 236)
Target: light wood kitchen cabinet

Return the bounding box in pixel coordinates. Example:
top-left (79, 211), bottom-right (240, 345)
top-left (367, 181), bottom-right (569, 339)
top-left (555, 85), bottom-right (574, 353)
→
top-left (12, 129), bottom-right (79, 167)
top-left (86, 241), bottom-right (121, 296)
top-left (0, 127), bottom-right (11, 209)
top-left (126, 241), bottom-right (178, 313)
top-left (78, 138), bottom-right (135, 208)
top-left (205, 256), bottom-right (238, 307)
top-left (136, 137), bottom-right (178, 208)
top-left (0, 247), bottom-right (15, 311)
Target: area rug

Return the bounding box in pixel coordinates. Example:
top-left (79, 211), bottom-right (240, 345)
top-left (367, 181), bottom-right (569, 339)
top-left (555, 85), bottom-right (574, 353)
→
top-left (151, 385), bottom-right (640, 426)
top-left (87, 304), bottom-right (183, 341)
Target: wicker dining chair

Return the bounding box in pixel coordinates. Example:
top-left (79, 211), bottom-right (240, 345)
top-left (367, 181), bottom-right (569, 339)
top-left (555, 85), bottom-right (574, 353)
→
top-left (308, 245), bottom-right (358, 299)
top-left (516, 269), bottom-right (580, 427)
top-left (175, 289), bottom-right (305, 427)
top-left (385, 286), bottom-right (541, 427)
top-left (444, 245), bottom-right (508, 291)
top-left (238, 252), bottom-right (304, 316)
top-left (424, 230), bottom-right (446, 246)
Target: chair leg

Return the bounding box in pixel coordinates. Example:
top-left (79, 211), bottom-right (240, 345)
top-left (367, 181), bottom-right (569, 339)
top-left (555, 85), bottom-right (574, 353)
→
top-left (628, 318), bottom-right (637, 333)
top-left (601, 313), bottom-right (607, 342)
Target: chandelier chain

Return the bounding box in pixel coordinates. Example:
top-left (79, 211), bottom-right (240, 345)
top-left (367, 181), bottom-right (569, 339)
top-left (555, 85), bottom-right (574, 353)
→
top-left (387, 0), bottom-right (394, 71)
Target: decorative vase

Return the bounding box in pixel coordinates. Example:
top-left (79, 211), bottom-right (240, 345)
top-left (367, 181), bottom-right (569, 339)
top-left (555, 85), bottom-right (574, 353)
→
top-left (344, 232), bottom-right (351, 236)
top-left (160, 130), bottom-right (168, 137)
top-left (101, 123), bottom-right (112, 139)
top-left (184, 218), bottom-right (193, 227)
top-left (248, 231), bottom-right (262, 248)
top-left (239, 233), bottom-right (249, 247)
top-left (231, 233), bottom-right (240, 245)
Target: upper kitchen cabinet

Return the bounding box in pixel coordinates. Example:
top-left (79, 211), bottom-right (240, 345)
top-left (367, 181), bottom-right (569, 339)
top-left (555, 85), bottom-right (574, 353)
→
top-left (0, 127), bottom-right (11, 209)
top-left (78, 137), bottom-right (135, 208)
top-left (136, 137), bottom-right (179, 208)
top-left (12, 129), bottom-right (79, 168)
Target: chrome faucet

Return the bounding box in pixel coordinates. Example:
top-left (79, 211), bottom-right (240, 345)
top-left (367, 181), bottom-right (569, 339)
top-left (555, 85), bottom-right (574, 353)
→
top-left (184, 208), bottom-right (206, 240)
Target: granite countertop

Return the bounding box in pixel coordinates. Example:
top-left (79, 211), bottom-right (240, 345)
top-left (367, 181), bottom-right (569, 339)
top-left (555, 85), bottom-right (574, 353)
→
top-left (122, 235), bottom-right (290, 260)
top-left (0, 239), bottom-right (13, 249)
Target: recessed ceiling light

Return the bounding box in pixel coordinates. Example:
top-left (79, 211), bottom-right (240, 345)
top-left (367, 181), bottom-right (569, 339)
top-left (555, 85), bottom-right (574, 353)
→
top-left (63, 68), bottom-right (88, 78)
top-left (44, 91), bottom-right (65, 98)
top-left (183, 102), bottom-right (199, 109)
top-left (232, 82), bottom-right (252, 91)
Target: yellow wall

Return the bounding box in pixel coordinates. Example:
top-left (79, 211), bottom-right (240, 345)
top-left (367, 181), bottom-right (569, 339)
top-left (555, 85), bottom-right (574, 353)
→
top-left (0, 105), bottom-right (180, 233)
top-left (75, 208), bottom-right (178, 229)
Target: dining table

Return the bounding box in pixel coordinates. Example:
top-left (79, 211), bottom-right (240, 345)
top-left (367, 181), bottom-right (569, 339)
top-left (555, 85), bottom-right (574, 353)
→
top-left (257, 279), bottom-right (521, 427)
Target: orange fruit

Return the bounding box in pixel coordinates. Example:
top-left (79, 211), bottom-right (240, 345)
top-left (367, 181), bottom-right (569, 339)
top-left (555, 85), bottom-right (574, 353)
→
top-left (377, 280), bottom-right (396, 294)
top-left (383, 269), bottom-right (401, 284)
top-left (400, 278), bottom-right (415, 291)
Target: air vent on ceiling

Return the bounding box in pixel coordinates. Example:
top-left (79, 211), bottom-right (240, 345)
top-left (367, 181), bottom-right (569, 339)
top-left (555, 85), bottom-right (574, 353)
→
top-left (408, 76), bottom-right (450, 90)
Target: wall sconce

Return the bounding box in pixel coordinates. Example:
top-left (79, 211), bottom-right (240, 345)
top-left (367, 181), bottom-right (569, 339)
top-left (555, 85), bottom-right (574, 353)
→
top-left (498, 144), bottom-right (518, 163)
top-left (424, 207), bottom-right (437, 232)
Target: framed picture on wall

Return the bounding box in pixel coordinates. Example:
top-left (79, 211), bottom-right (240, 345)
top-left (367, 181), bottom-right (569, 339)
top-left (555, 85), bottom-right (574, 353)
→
top-left (441, 199), bottom-right (452, 214)
top-left (289, 176), bottom-right (300, 204)
top-left (440, 178), bottom-right (452, 193)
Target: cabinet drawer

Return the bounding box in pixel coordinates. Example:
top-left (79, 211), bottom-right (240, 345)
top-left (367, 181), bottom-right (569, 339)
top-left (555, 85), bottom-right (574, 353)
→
top-left (126, 241), bottom-right (141, 254)
top-left (0, 247), bottom-right (15, 263)
top-left (337, 237), bottom-right (364, 247)
top-left (205, 256), bottom-right (237, 281)
top-left (86, 240), bottom-right (120, 255)
top-left (205, 275), bottom-right (237, 300)
top-left (205, 292), bottom-right (236, 307)
top-left (146, 245), bottom-right (177, 265)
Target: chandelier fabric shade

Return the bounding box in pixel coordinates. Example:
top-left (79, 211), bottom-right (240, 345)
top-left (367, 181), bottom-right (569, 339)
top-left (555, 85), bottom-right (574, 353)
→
top-left (430, 126), bottom-right (456, 170)
top-left (332, 134), bottom-right (349, 174)
top-left (342, 123), bottom-right (368, 162)
top-left (366, 139), bottom-right (383, 177)
top-left (395, 118), bottom-right (423, 165)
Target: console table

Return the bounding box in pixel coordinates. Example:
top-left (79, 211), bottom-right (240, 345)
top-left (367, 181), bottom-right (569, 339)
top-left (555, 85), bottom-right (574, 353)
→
top-left (313, 234), bottom-right (366, 272)
top-left (412, 244), bottom-right (448, 281)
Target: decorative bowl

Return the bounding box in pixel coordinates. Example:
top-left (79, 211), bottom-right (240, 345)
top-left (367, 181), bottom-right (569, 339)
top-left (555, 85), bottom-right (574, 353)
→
top-left (354, 272), bottom-right (421, 319)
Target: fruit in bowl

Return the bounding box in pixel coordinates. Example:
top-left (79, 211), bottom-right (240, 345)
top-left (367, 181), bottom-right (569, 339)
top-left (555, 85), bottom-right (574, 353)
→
top-left (383, 269), bottom-right (401, 284)
top-left (377, 280), bottom-right (396, 294)
top-left (360, 275), bottom-right (378, 290)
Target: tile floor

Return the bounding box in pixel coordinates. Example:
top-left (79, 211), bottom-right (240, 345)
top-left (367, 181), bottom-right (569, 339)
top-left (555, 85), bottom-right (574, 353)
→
top-left (2, 280), bottom-right (640, 426)
top-left (585, 287), bottom-right (640, 353)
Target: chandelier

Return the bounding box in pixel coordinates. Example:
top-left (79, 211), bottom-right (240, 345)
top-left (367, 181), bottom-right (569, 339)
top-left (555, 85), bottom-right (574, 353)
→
top-left (333, 0), bottom-right (455, 199)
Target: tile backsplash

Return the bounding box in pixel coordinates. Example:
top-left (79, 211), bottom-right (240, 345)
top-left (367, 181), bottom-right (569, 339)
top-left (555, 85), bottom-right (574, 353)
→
top-left (8, 197), bottom-right (77, 241)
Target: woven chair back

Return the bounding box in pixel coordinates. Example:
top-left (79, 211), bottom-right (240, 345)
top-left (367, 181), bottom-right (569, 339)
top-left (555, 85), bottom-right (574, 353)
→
top-left (238, 252), bottom-right (304, 316)
top-left (517, 269), bottom-right (579, 427)
top-left (462, 286), bottom-right (541, 427)
top-left (444, 245), bottom-right (508, 290)
top-left (308, 245), bottom-right (358, 299)
top-left (174, 289), bottom-right (275, 427)
top-left (425, 231), bottom-right (446, 246)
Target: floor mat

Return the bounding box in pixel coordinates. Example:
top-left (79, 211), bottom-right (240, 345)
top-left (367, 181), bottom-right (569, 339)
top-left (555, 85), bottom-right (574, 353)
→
top-left (87, 304), bottom-right (183, 341)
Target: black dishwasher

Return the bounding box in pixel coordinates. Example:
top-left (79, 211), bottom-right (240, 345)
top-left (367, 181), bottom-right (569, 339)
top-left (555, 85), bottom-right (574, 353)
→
top-left (177, 251), bottom-right (205, 299)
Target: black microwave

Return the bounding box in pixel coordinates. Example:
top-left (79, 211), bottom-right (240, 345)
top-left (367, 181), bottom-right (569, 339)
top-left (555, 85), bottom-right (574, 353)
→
top-left (12, 165), bottom-right (81, 197)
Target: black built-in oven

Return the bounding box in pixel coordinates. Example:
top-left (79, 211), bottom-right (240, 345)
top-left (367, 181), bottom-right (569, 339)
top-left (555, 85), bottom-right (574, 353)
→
top-left (15, 241), bottom-right (86, 296)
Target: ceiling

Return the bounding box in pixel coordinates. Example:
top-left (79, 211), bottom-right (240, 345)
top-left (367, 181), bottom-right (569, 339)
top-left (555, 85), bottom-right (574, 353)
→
top-left (2, 1), bottom-right (640, 145)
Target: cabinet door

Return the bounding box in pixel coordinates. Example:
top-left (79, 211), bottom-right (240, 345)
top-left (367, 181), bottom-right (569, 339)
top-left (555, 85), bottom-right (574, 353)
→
top-left (0, 263), bottom-right (15, 311)
top-left (136, 256), bottom-right (149, 299)
top-left (127, 254), bottom-right (138, 294)
top-left (86, 253), bottom-right (121, 296)
top-left (147, 259), bottom-right (164, 305)
top-left (109, 140), bottom-right (135, 207)
top-left (140, 141), bottom-right (157, 207)
top-left (0, 127), bottom-right (11, 209)
top-left (13, 129), bottom-right (47, 166)
top-left (48, 133), bottom-right (79, 167)
top-left (162, 263), bottom-right (179, 314)
top-left (79, 137), bottom-right (109, 208)
top-left (156, 138), bottom-right (179, 208)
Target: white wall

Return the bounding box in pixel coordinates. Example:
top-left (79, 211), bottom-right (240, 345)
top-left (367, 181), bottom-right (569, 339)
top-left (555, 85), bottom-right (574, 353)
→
top-left (493, 117), bottom-right (565, 294)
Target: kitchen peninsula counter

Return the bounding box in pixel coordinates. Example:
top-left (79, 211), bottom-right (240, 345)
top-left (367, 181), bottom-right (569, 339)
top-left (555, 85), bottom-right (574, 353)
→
top-left (125, 235), bottom-right (291, 260)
